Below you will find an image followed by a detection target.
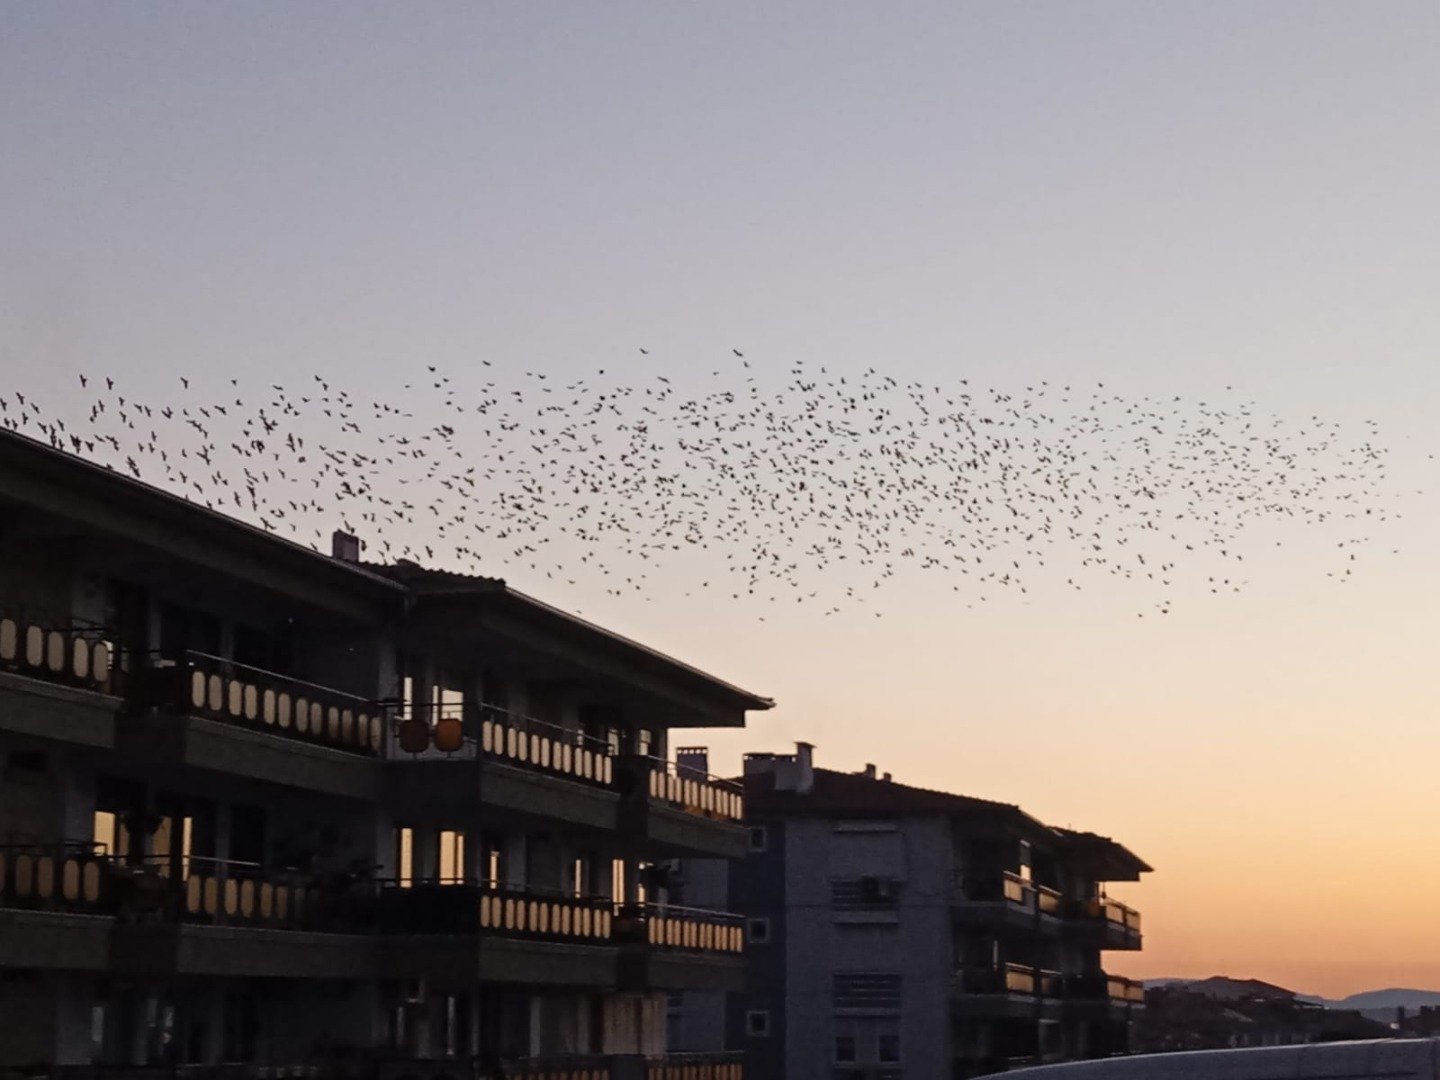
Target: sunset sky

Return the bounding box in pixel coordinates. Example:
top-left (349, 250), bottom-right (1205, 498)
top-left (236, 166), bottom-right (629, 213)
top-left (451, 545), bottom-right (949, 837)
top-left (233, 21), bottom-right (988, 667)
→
top-left (5, 3), bottom-right (1440, 999)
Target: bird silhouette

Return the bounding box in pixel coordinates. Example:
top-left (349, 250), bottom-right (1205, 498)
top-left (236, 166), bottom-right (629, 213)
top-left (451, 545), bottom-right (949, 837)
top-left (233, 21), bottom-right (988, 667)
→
top-left (4, 354), bottom-right (1400, 617)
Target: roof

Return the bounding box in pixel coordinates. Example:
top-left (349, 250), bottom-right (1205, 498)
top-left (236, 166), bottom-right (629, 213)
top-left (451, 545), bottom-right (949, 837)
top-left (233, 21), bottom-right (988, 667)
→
top-left (0, 429), bottom-right (406, 603)
top-left (0, 433), bottom-right (770, 711)
top-left (375, 560), bottom-right (774, 712)
top-left (745, 766), bottom-right (1054, 838)
top-left (746, 766), bottom-right (1151, 875)
top-left (1054, 827), bottom-right (1154, 877)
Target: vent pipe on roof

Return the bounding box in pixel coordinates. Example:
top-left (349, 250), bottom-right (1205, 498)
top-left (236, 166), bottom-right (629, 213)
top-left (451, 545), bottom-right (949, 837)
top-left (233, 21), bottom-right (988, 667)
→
top-left (331, 530), bottom-right (362, 563)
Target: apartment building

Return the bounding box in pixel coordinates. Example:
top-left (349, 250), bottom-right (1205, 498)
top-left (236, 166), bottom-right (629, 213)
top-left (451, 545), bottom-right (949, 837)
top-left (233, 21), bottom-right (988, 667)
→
top-left (674, 744), bottom-right (1149, 1080)
top-left (0, 429), bottom-right (769, 1078)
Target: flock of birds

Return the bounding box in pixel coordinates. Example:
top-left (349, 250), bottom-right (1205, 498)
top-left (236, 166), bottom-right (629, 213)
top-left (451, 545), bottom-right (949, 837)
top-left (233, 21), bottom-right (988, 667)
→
top-left (0, 355), bottom-right (1396, 617)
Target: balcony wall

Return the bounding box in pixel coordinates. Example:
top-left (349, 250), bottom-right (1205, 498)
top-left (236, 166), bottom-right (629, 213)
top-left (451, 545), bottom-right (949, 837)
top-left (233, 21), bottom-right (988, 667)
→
top-left (0, 615), bottom-right (120, 746)
top-left (384, 709), bottom-right (620, 832)
top-left (121, 653), bottom-right (382, 797)
top-left (617, 904), bottom-right (745, 993)
top-left (0, 845), bottom-right (115, 969)
top-left (617, 759), bottom-right (747, 859)
top-left (1065, 897), bottom-right (1143, 950)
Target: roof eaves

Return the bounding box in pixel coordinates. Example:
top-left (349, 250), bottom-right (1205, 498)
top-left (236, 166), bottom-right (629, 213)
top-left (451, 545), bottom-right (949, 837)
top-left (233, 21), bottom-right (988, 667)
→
top-left (0, 430), bottom-right (408, 598)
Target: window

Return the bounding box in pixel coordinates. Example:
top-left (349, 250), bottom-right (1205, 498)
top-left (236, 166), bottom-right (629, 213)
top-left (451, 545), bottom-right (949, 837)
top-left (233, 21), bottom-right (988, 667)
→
top-left (832, 972), bottom-right (902, 1013)
top-left (745, 1010), bottom-right (771, 1037)
top-left (878, 1033), bottom-right (901, 1063)
top-left (748, 826), bottom-right (768, 853)
top-left (439, 829), bottom-right (465, 883)
top-left (93, 810), bottom-right (130, 859)
top-left (396, 827), bottom-right (414, 888)
top-left (832, 877), bottom-right (900, 909)
top-left (834, 1035), bottom-right (856, 1063)
top-left (747, 917), bottom-right (772, 944)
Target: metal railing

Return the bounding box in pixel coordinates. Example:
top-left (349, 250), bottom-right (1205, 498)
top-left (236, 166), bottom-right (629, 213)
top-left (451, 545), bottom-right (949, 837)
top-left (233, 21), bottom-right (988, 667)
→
top-left (139, 651), bottom-right (382, 756)
top-left (642, 757), bottom-right (743, 822)
top-left (0, 614), bottom-right (119, 694)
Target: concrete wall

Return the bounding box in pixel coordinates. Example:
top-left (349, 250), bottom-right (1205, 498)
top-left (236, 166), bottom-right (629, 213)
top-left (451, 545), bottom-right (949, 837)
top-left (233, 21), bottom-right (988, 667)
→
top-left (779, 813), bottom-right (955, 1080)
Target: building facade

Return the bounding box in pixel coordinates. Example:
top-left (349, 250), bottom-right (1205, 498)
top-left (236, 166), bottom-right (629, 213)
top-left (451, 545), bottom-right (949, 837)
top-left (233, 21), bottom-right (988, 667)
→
top-left (678, 744), bottom-right (1149, 1080)
top-left (0, 429), bottom-right (769, 1078)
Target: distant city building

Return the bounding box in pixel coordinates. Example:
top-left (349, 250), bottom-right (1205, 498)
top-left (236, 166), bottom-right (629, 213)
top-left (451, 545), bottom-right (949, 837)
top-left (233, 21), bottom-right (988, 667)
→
top-left (671, 744), bottom-right (1151, 1079)
top-left (1133, 981), bottom-right (1388, 1053)
top-left (0, 429), bottom-right (769, 1077)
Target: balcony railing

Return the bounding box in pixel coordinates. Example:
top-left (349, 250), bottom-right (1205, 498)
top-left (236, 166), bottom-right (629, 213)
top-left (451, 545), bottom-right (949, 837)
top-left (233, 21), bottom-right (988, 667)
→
top-left (377, 881), bottom-right (615, 945)
top-left (1036, 884), bottom-right (1063, 916)
top-left (1069, 896), bottom-right (1142, 934)
top-left (632, 903), bottom-right (744, 955)
top-left (1064, 972), bottom-right (1146, 1004)
top-left (48, 1058), bottom-right (734, 1080)
top-left (643, 758), bottom-right (743, 822)
top-left (956, 963), bottom-right (1039, 996)
top-left (484, 1061), bottom-right (611, 1080)
top-left (0, 614), bottom-right (118, 694)
top-left (957, 870), bottom-right (1034, 907)
top-left (138, 855), bottom-right (372, 931)
top-left (1107, 974), bottom-right (1146, 1003)
top-left (0, 842), bottom-right (115, 914)
top-left (388, 703), bottom-right (616, 789)
top-left (139, 651), bottom-right (382, 756)
top-left (646, 1051), bottom-right (744, 1080)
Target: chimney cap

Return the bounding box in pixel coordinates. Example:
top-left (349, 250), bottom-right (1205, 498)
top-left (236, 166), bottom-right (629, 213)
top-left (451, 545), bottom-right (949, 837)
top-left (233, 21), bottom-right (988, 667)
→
top-left (331, 530), bottom-right (363, 563)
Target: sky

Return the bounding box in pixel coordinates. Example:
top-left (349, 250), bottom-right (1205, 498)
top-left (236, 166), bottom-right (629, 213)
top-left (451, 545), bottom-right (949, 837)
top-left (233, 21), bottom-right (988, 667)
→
top-left (4, 3), bottom-right (1440, 999)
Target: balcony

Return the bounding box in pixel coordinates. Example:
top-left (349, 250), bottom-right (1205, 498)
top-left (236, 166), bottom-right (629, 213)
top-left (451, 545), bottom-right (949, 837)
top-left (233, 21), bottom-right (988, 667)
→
top-left (0, 614), bottom-right (121, 746)
top-left (102, 855), bottom-right (376, 979)
top-left (124, 651), bottom-right (382, 797)
top-left (646, 1052), bottom-right (744, 1080)
top-left (617, 903), bottom-right (746, 993)
top-left (0, 842), bottom-right (117, 969)
top-left (52, 1056), bottom-right (739, 1080)
top-left (1066, 896), bottom-right (1143, 950)
top-left (379, 881), bottom-right (619, 988)
top-left (953, 963), bottom-right (1070, 1020)
top-left (953, 871), bottom-right (1055, 934)
top-left (384, 705), bottom-right (620, 831)
top-left (618, 758), bottom-right (746, 859)
top-left (1063, 972), bottom-right (1146, 1018)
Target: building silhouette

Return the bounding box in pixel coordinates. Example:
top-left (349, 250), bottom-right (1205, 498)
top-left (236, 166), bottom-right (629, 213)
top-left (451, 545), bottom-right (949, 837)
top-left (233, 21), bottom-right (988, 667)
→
top-left (0, 429), bottom-right (768, 1078)
top-left (672, 744), bottom-right (1149, 1079)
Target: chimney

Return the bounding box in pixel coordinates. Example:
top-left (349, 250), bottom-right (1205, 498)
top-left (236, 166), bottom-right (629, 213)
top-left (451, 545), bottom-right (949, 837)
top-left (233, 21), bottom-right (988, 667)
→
top-left (862, 763), bottom-right (877, 780)
top-left (331, 530), bottom-right (362, 563)
top-left (676, 746), bottom-right (709, 780)
top-left (794, 741), bottom-right (814, 795)
top-left (882, 772), bottom-right (892, 782)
